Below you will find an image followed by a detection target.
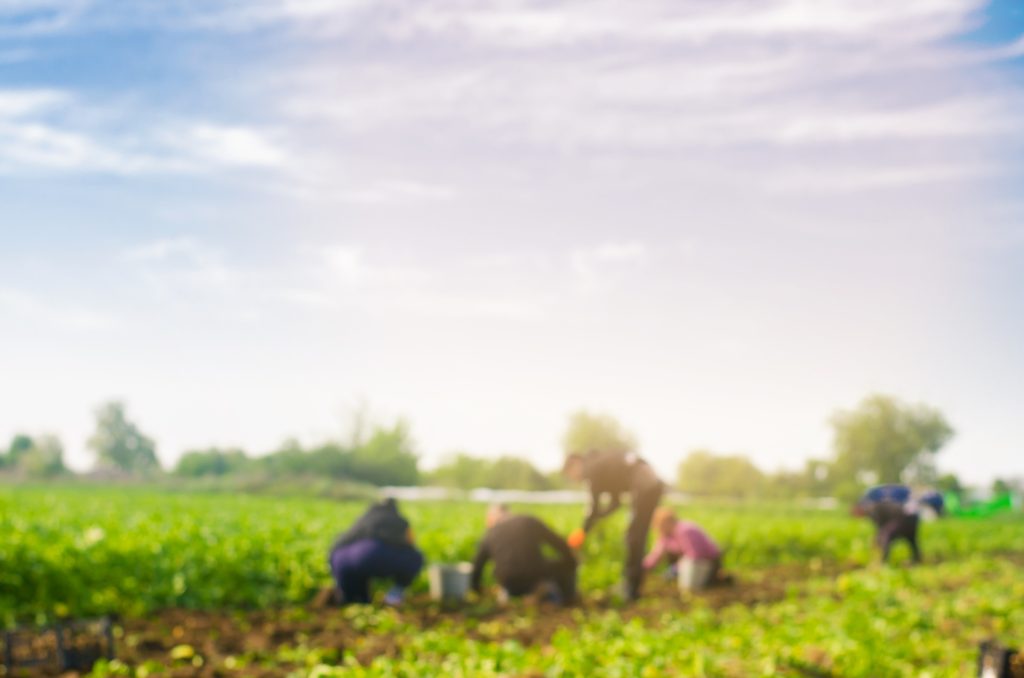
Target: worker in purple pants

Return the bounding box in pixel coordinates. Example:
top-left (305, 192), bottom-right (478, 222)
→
top-left (328, 498), bottom-right (424, 605)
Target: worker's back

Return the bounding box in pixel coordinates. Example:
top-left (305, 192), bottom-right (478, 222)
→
top-left (483, 514), bottom-right (567, 581)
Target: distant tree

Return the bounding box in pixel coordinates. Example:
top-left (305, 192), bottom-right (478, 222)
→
top-left (488, 456), bottom-right (551, 490)
top-left (992, 478), bottom-right (1012, 496)
top-left (562, 411), bottom-right (637, 457)
top-left (19, 435), bottom-right (67, 478)
top-left (829, 395), bottom-right (953, 487)
top-left (348, 420), bottom-right (419, 486)
top-left (762, 469), bottom-right (805, 499)
top-left (428, 454), bottom-right (552, 490)
top-left (175, 448), bottom-right (250, 477)
top-left (428, 453), bottom-right (490, 489)
top-left (677, 450), bottom-right (765, 498)
top-left (88, 401), bottom-right (159, 473)
top-left (3, 434), bottom-right (34, 469)
top-left (935, 473), bottom-right (963, 496)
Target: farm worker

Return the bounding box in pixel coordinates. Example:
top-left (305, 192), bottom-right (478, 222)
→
top-left (328, 497), bottom-right (424, 605)
top-left (642, 507), bottom-right (723, 579)
top-left (470, 504), bottom-right (578, 605)
top-left (562, 449), bottom-right (664, 601)
top-left (854, 484), bottom-right (922, 564)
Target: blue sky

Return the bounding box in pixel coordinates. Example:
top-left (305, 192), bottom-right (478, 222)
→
top-left (1, 0), bottom-right (1023, 484)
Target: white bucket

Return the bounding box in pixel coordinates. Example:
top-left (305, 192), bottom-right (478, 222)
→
top-left (428, 563), bottom-right (473, 601)
top-left (677, 557), bottom-right (714, 592)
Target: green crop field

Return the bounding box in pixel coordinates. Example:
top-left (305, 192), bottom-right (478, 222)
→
top-left (1, 485), bottom-right (1022, 677)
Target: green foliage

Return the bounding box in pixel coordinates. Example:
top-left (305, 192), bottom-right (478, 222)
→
top-left (428, 454), bottom-right (553, 490)
top-left (1, 487), bottom-right (1022, 676)
top-left (992, 478), bottom-right (1013, 496)
top-left (18, 435), bottom-right (67, 478)
top-left (347, 422), bottom-right (418, 486)
top-left (1, 434), bottom-right (66, 477)
top-left (561, 411), bottom-right (636, 457)
top-left (677, 450), bottom-right (765, 498)
top-left (829, 394), bottom-right (953, 486)
top-left (174, 448), bottom-right (250, 477)
top-left (935, 473), bottom-right (964, 496)
top-left (173, 423), bottom-right (418, 487)
top-left (3, 434), bottom-right (34, 468)
top-left (88, 401), bottom-right (159, 473)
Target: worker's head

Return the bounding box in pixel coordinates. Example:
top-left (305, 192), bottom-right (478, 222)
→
top-left (652, 507), bottom-right (677, 537)
top-left (486, 503), bottom-right (510, 528)
top-left (562, 453), bottom-right (585, 482)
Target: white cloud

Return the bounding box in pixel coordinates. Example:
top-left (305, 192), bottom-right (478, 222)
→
top-left (0, 89), bottom-right (67, 117)
top-left (571, 242), bottom-right (648, 292)
top-left (764, 163), bottom-right (997, 193)
top-left (334, 180), bottom-right (458, 205)
top-left (0, 287), bottom-right (115, 331)
top-left (0, 0), bottom-right (91, 36)
top-left (121, 237), bottom-right (237, 292)
top-left (184, 125), bottom-right (287, 168)
top-left (0, 88), bottom-right (288, 176)
top-left (387, 0), bottom-right (983, 48)
top-left (319, 245), bottom-right (431, 287)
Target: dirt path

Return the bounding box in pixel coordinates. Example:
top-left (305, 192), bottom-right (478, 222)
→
top-left (10, 561), bottom-right (857, 677)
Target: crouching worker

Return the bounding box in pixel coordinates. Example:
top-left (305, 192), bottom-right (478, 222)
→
top-left (643, 507), bottom-right (724, 583)
top-left (328, 498), bottom-right (424, 605)
top-left (471, 504), bottom-right (578, 605)
top-left (854, 484), bottom-right (922, 564)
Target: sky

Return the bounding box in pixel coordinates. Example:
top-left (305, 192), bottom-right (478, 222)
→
top-left (1, 0), bottom-right (1023, 484)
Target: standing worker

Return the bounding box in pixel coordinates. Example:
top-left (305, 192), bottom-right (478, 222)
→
top-left (328, 497), bottom-right (424, 606)
top-left (470, 504), bottom-right (578, 605)
top-left (563, 449), bottom-right (664, 601)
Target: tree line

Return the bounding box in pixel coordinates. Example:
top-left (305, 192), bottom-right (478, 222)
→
top-left (2, 394), bottom-right (1012, 499)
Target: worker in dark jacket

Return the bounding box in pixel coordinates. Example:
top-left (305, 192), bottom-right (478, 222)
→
top-left (854, 485), bottom-right (922, 564)
top-left (563, 449), bottom-right (664, 600)
top-left (328, 498), bottom-right (424, 605)
top-left (471, 504), bottom-right (578, 605)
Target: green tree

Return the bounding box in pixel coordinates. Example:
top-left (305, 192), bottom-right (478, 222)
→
top-left (935, 473), bottom-right (963, 496)
top-left (992, 478), bottom-right (1012, 497)
top-left (428, 453), bottom-right (490, 489)
top-left (487, 456), bottom-right (551, 490)
top-left (348, 421), bottom-right (419, 486)
top-left (562, 411), bottom-right (637, 457)
top-left (428, 454), bottom-right (553, 490)
top-left (175, 448), bottom-right (250, 477)
top-left (2, 434), bottom-right (34, 469)
top-left (677, 450), bottom-right (765, 498)
top-left (19, 435), bottom-right (67, 478)
top-left (88, 401), bottom-right (160, 473)
top-left (829, 395), bottom-right (953, 487)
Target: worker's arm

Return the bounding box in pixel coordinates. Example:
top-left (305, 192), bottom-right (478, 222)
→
top-left (642, 537), bottom-right (665, 571)
top-left (470, 538), bottom-right (491, 593)
top-left (538, 521), bottom-right (577, 565)
top-left (583, 489), bottom-right (621, 532)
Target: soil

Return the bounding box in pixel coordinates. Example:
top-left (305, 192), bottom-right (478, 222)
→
top-left (3, 562), bottom-right (855, 677)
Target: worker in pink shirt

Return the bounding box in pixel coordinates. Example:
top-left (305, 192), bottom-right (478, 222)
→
top-left (643, 507), bottom-right (723, 580)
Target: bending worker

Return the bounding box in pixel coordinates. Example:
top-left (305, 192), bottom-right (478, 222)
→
top-left (563, 449), bottom-right (664, 601)
top-left (854, 484), bottom-right (927, 564)
top-left (328, 497), bottom-right (424, 605)
top-left (643, 507), bottom-right (723, 580)
top-left (470, 504), bottom-right (578, 605)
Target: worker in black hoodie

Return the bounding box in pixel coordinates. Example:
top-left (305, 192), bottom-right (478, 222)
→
top-left (328, 498), bottom-right (424, 605)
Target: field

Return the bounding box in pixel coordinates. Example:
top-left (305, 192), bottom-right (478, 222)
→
top-left (1, 486), bottom-right (1022, 677)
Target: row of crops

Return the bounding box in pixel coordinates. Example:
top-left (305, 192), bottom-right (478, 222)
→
top-left (2, 485), bottom-right (1023, 676)
top-left (1, 485), bottom-right (1021, 624)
